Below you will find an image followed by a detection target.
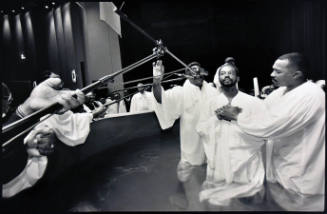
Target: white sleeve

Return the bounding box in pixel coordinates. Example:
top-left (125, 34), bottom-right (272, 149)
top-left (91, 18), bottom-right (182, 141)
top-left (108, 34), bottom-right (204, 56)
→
top-left (213, 70), bottom-right (219, 87)
top-left (130, 95), bottom-right (137, 113)
top-left (43, 111), bottom-right (93, 146)
top-left (151, 86), bottom-right (184, 129)
top-left (195, 96), bottom-right (219, 145)
top-left (119, 100), bottom-right (127, 113)
top-left (2, 156), bottom-right (48, 198)
top-left (237, 91), bottom-right (324, 139)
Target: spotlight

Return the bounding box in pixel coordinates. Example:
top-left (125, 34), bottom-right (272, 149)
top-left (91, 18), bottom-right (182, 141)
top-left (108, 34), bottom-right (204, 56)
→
top-left (52, 2), bottom-right (56, 5)
top-left (45, 5), bottom-right (49, 9)
top-left (20, 53), bottom-right (26, 60)
top-left (21, 6), bottom-right (25, 10)
top-left (12, 9), bottom-right (16, 13)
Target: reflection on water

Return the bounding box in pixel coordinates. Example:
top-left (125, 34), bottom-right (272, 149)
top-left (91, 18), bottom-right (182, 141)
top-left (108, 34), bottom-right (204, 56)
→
top-left (67, 141), bottom-right (324, 212)
top-left (170, 165), bottom-right (325, 211)
top-left (266, 182), bottom-right (325, 211)
top-left (5, 135), bottom-right (321, 212)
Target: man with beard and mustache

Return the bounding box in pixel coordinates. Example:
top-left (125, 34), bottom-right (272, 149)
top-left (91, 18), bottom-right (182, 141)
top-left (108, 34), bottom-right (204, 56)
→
top-left (195, 61), bottom-right (266, 210)
top-left (217, 52), bottom-right (325, 211)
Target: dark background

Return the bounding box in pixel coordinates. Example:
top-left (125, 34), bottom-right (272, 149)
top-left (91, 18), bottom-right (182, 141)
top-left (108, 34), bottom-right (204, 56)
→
top-left (1, 0), bottom-right (326, 106)
top-left (117, 0), bottom-right (326, 92)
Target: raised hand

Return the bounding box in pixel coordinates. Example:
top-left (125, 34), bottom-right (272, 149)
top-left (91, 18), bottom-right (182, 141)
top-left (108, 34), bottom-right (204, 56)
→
top-left (19, 77), bottom-right (86, 116)
top-left (153, 60), bottom-right (165, 83)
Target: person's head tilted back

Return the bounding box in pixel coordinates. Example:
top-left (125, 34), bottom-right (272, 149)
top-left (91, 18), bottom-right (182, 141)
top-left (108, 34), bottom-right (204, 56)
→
top-left (185, 61), bottom-right (208, 88)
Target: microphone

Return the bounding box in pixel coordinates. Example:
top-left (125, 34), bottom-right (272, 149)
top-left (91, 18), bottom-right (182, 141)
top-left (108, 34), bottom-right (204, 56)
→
top-left (174, 73), bottom-right (194, 79)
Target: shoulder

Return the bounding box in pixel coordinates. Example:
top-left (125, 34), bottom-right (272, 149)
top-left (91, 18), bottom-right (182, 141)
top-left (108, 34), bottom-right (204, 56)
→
top-left (301, 82), bottom-right (325, 105)
top-left (203, 81), bottom-right (219, 94)
top-left (234, 91), bottom-right (264, 108)
top-left (239, 91), bottom-right (261, 101)
top-left (168, 85), bottom-right (183, 93)
top-left (133, 93), bottom-right (140, 98)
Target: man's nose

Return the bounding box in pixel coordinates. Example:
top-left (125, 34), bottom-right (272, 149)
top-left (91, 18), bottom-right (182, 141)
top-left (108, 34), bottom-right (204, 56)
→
top-left (270, 71), bottom-right (276, 77)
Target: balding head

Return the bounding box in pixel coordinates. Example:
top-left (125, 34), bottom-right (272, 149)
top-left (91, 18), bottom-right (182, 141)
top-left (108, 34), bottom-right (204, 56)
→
top-left (137, 82), bottom-right (145, 93)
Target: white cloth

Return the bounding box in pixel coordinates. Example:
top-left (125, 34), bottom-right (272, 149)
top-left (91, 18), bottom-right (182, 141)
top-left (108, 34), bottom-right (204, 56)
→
top-left (2, 111), bottom-right (93, 198)
top-left (196, 91), bottom-right (265, 206)
top-left (42, 111), bottom-right (93, 147)
top-left (213, 71), bottom-right (222, 89)
top-left (152, 80), bottom-right (218, 166)
top-left (130, 91), bottom-right (153, 113)
top-left (268, 182), bottom-right (325, 211)
top-left (237, 81), bottom-right (325, 196)
top-left (104, 98), bottom-right (127, 116)
top-left (2, 156), bottom-right (48, 198)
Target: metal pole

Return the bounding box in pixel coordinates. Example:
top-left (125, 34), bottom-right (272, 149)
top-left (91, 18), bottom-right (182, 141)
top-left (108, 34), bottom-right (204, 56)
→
top-left (2, 51), bottom-right (162, 149)
top-left (115, 9), bottom-right (198, 76)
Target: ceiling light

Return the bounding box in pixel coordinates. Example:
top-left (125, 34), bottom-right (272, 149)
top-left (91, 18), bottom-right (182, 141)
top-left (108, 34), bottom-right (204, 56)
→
top-left (21, 6), bottom-right (25, 10)
top-left (20, 53), bottom-right (26, 60)
top-left (45, 5), bottom-right (49, 9)
top-left (52, 2), bottom-right (56, 5)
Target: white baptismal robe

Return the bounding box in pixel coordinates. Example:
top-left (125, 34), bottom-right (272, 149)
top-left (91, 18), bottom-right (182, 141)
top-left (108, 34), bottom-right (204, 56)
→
top-left (152, 80), bottom-right (218, 165)
top-left (104, 98), bottom-right (127, 116)
top-left (2, 111), bottom-right (93, 198)
top-left (130, 91), bottom-right (153, 113)
top-left (238, 81), bottom-right (325, 196)
top-left (196, 91), bottom-right (265, 206)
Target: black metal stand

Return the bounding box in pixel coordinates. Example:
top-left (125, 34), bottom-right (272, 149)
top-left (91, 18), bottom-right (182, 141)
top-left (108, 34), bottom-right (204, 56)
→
top-left (115, 9), bottom-right (198, 76)
top-left (2, 47), bottom-right (165, 150)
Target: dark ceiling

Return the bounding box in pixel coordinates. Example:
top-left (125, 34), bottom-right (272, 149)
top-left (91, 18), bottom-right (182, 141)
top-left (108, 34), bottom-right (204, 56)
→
top-left (0, 0), bottom-right (68, 12)
top-left (1, 0), bottom-right (325, 92)
top-left (112, 0), bottom-right (326, 92)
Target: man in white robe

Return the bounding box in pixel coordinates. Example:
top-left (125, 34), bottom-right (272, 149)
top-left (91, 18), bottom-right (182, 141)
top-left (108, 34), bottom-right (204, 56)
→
top-left (219, 52), bottom-right (325, 211)
top-left (104, 93), bottom-right (127, 117)
top-left (152, 60), bottom-right (218, 182)
top-left (213, 57), bottom-right (238, 93)
top-left (196, 62), bottom-right (266, 208)
top-left (152, 60), bottom-right (218, 210)
top-left (130, 83), bottom-right (153, 113)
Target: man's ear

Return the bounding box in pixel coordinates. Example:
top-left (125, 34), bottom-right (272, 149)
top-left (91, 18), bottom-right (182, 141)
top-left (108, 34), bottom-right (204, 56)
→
top-left (293, 70), bottom-right (303, 79)
top-left (237, 76), bottom-right (240, 82)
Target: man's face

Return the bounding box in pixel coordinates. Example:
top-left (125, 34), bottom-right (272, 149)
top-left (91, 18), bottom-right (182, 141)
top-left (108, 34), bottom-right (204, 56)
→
top-left (271, 59), bottom-right (295, 87)
top-left (187, 65), bottom-right (204, 87)
top-left (219, 65), bottom-right (238, 87)
top-left (137, 84), bottom-right (145, 93)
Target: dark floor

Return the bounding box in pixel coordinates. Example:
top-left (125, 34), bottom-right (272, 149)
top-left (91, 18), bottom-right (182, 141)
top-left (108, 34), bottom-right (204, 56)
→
top-left (1, 127), bottom-right (324, 212)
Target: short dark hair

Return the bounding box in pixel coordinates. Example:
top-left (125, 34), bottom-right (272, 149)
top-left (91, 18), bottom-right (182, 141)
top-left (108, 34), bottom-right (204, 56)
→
top-left (186, 61), bottom-right (201, 74)
top-left (278, 52), bottom-right (309, 79)
top-left (224, 57), bottom-right (235, 65)
top-left (185, 61), bottom-right (208, 76)
top-left (218, 62), bottom-right (239, 76)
